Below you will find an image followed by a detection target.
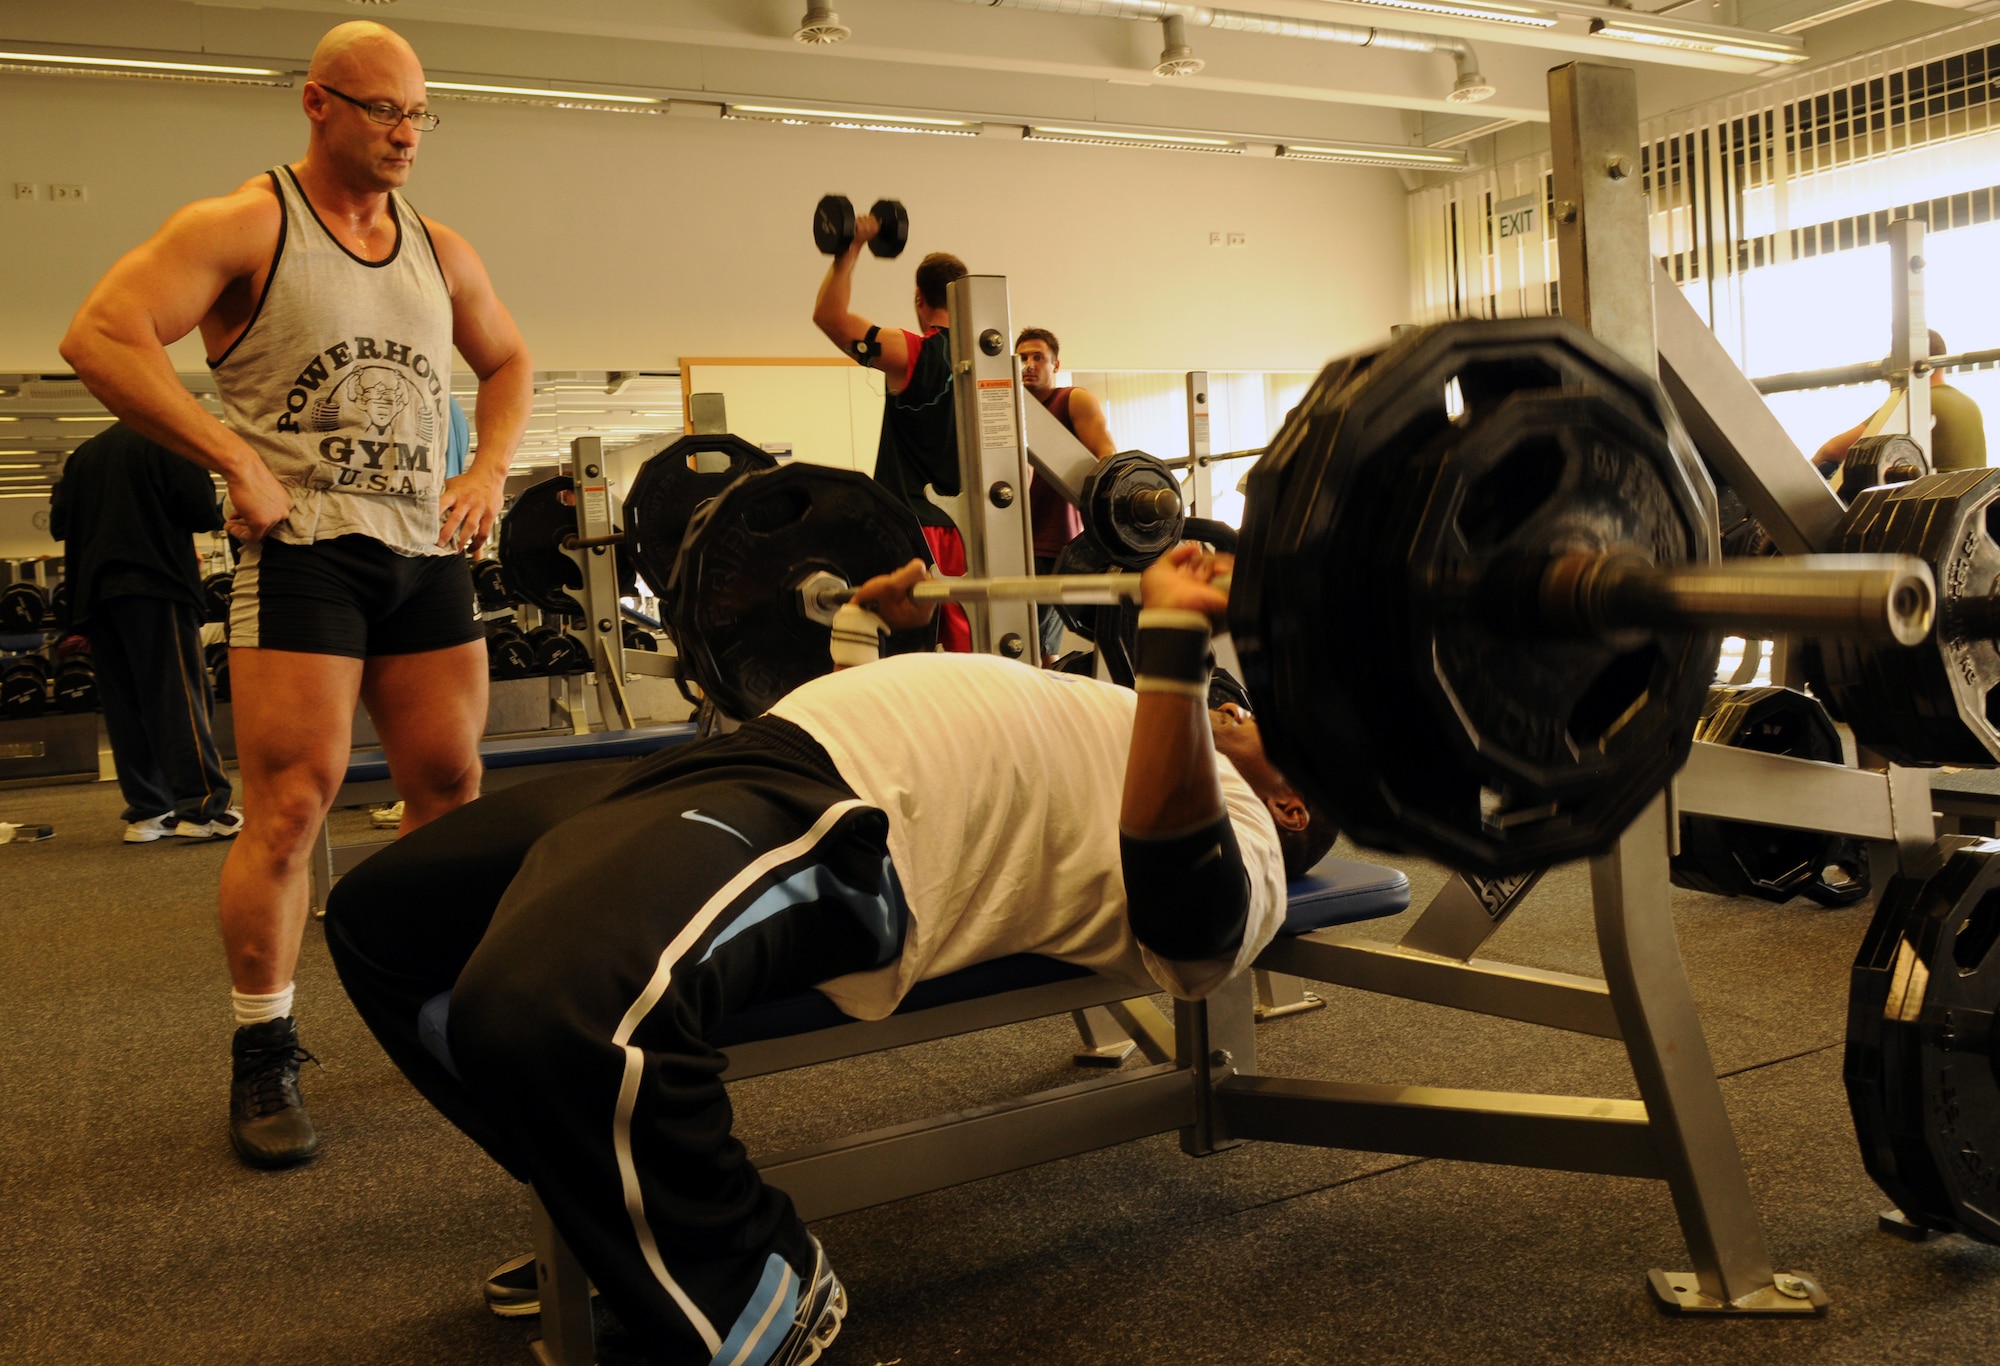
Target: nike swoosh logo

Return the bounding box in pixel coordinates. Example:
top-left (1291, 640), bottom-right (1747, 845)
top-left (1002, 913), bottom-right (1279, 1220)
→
top-left (681, 810), bottom-right (753, 846)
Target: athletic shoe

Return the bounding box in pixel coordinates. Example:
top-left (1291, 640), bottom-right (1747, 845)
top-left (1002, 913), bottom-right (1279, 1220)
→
top-left (482, 1251), bottom-right (602, 1318)
top-left (229, 1016), bottom-right (319, 1168)
top-left (123, 814), bottom-right (177, 843)
top-left (368, 801), bottom-right (404, 830)
top-left (765, 1236), bottom-right (846, 1366)
top-left (176, 807), bottom-right (245, 840)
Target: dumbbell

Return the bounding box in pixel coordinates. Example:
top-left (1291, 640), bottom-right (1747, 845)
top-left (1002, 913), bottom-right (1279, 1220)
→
top-left (812, 195), bottom-right (909, 259)
top-left (525, 625), bottom-right (590, 676)
top-left (484, 622), bottom-right (536, 680)
top-left (0, 582), bottom-right (48, 634)
top-left (473, 559), bottom-right (514, 614)
top-left (200, 573), bottom-right (236, 625)
top-left (205, 640), bottom-right (232, 702)
top-left (1, 654), bottom-right (51, 718)
top-left (622, 623), bottom-right (659, 653)
top-left (50, 636), bottom-right (96, 713)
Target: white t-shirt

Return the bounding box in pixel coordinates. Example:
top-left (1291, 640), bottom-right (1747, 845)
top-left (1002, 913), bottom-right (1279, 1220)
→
top-left (768, 653), bottom-right (1287, 1021)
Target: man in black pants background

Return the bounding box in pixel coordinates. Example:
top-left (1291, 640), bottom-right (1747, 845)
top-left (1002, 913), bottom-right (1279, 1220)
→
top-left (49, 421), bottom-right (239, 843)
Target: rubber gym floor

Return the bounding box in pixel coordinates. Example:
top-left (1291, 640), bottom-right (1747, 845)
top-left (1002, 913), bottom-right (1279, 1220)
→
top-left (4, 774), bottom-right (1997, 1366)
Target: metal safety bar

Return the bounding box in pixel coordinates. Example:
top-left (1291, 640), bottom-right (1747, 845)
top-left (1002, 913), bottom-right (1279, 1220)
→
top-left (1753, 344), bottom-right (2000, 395)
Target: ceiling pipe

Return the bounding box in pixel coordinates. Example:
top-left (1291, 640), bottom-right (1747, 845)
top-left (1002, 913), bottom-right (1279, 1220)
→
top-left (949, 0), bottom-right (1496, 103)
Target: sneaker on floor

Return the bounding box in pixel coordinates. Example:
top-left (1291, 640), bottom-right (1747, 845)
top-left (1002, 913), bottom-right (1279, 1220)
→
top-left (482, 1252), bottom-right (602, 1318)
top-left (229, 1016), bottom-right (319, 1168)
top-left (368, 801), bottom-right (404, 830)
top-left (176, 807), bottom-right (244, 840)
top-left (763, 1236), bottom-right (846, 1366)
top-left (123, 814), bottom-right (177, 843)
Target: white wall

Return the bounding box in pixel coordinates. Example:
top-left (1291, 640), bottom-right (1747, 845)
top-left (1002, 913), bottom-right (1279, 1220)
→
top-left (0, 71), bottom-right (1411, 376)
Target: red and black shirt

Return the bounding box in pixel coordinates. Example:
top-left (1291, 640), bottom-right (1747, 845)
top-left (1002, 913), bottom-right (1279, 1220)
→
top-left (873, 327), bottom-right (961, 530)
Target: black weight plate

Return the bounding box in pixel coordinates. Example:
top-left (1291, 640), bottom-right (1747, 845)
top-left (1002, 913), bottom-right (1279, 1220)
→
top-left (1230, 317), bottom-right (1717, 876)
top-left (1081, 452), bottom-right (1184, 568)
top-left (1049, 532), bottom-right (1127, 643)
top-left (1846, 836), bottom-right (2000, 1242)
top-left (1672, 686), bottom-right (1845, 902)
top-left (626, 434), bottom-right (778, 608)
top-left (496, 476), bottom-right (639, 618)
top-left (1835, 432), bottom-right (1927, 502)
top-left (813, 193), bottom-right (856, 255)
top-left (868, 198), bottom-right (909, 259)
top-left (623, 623), bottom-right (659, 653)
top-left (1819, 470), bottom-right (2000, 766)
top-left (1, 658), bottom-right (48, 716)
top-left (1182, 517), bottom-right (1240, 554)
top-left (669, 463), bottom-right (936, 719)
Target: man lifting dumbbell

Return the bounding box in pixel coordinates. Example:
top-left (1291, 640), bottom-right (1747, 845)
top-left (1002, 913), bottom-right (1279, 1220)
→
top-left (324, 542), bottom-right (1330, 1366)
top-left (810, 195), bottom-right (973, 651)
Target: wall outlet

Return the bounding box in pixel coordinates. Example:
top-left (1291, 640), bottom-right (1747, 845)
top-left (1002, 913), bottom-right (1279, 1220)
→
top-left (12, 183), bottom-right (34, 201)
top-left (1208, 231), bottom-right (1222, 247)
top-left (49, 184), bottom-right (86, 202)
top-left (1227, 232), bottom-right (1247, 248)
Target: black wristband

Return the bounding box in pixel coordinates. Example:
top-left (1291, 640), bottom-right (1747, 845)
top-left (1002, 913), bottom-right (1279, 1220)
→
top-left (1133, 608), bottom-right (1212, 699)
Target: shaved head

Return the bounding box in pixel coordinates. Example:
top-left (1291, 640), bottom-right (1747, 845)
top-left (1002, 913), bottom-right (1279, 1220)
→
top-left (307, 21), bottom-right (423, 88)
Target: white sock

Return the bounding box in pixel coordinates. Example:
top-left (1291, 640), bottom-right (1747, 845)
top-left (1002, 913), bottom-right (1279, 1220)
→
top-left (233, 984), bottom-right (295, 1028)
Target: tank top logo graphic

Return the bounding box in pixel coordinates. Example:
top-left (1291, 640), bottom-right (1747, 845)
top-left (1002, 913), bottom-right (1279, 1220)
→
top-left (272, 337), bottom-right (444, 498)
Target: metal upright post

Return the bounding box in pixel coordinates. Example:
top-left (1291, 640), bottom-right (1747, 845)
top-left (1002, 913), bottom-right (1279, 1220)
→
top-left (946, 276), bottom-right (1038, 660)
top-left (1549, 63), bottom-right (1823, 1315)
top-left (568, 437), bottom-right (632, 730)
top-left (1591, 796), bottom-right (1823, 1313)
top-left (1184, 372), bottom-right (1211, 521)
top-left (1548, 63), bottom-right (1656, 375)
top-left (1886, 218), bottom-right (1931, 464)
top-left (529, 1188), bottom-right (599, 1366)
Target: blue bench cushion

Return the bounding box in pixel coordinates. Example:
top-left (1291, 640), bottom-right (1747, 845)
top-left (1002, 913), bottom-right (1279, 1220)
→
top-left (342, 722), bottom-right (700, 786)
top-left (414, 856), bottom-right (1409, 1074)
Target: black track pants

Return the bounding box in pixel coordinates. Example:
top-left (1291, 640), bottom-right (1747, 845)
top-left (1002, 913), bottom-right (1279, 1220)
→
top-left (87, 595), bottom-right (231, 824)
top-left (326, 720), bottom-right (900, 1365)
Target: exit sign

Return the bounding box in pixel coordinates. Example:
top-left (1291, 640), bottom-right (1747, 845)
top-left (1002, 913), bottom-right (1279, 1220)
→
top-left (1496, 194), bottom-right (1537, 242)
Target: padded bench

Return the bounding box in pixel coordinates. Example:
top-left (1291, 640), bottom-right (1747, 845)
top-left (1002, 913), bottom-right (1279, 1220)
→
top-left (415, 855), bottom-right (1412, 1079)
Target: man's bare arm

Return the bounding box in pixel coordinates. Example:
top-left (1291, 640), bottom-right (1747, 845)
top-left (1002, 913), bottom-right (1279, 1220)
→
top-left (1067, 387), bottom-right (1119, 460)
top-left (811, 217), bottom-right (913, 391)
top-left (426, 218), bottom-right (531, 552)
top-left (59, 183), bottom-right (293, 539)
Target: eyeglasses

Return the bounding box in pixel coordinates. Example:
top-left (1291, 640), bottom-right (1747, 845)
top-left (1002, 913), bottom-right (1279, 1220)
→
top-left (318, 83), bottom-right (441, 132)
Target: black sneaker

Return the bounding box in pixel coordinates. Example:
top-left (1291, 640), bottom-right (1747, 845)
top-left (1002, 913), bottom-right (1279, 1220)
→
top-left (766, 1236), bottom-right (846, 1366)
top-left (229, 1016), bottom-right (319, 1168)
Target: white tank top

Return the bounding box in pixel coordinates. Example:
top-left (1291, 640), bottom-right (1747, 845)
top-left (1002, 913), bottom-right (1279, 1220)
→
top-left (210, 166), bottom-right (454, 555)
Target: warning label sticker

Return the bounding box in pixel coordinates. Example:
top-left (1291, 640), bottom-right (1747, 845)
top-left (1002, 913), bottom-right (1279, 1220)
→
top-left (977, 378), bottom-right (1015, 450)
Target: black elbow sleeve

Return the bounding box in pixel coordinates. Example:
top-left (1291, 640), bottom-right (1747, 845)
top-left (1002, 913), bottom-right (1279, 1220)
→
top-left (1120, 815), bottom-right (1251, 963)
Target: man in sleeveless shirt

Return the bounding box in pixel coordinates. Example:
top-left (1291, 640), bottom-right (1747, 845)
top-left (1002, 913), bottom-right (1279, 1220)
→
top-left (1016, 328), bottom-right (1117, 662)
top-left (812, 220), bottom-right (973, 650)
top-left (61, 21), bottom-right (532, 1169)
top-left (1816, 328), bottom-right (1988, 472)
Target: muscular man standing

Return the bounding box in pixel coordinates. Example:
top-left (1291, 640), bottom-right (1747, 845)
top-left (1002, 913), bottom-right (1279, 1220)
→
top-left (1016, 328), bottom-right (1117, 662)
top-left (813, 218), bottom-right (972, 650)
top-left (61, 20), bottom-right (531, 1168)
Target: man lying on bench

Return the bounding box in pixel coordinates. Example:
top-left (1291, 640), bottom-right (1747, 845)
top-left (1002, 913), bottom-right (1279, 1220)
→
top-left (325, 544), bottom-right (1335, 1366)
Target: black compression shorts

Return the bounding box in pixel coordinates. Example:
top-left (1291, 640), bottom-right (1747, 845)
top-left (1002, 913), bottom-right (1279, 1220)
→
top-left (228, 534), bottom-right (479, 658)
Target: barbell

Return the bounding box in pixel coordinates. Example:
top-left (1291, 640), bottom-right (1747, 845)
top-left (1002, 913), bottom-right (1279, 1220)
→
top-left (663, 317), bottom-right (1940, 875)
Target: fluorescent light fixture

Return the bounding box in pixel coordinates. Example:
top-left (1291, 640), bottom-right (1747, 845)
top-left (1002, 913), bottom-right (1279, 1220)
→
top-left (1588, 19), bottom-right (1807, 63)
top-left (0, 49), bottom-right (292, 85)
top-left (1030, 125), bottom-right (1237, 148)
top-left (729, 103), bottom-right (973, 128)
top-left (1281, 142), bottom-right (1468, 168)
top-left (1344, 0), bottom-right (1556, 26)
top-left (55, 416), bottom-right (111, 423)
top-left (0, 491), bottom-right (52, 498)
top-left (428, 80), bottom-right (662, 110)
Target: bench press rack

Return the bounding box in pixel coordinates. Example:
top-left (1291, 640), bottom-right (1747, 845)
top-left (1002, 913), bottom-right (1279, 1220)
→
top-left (518, 61), bottom-right (1956, 1361)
